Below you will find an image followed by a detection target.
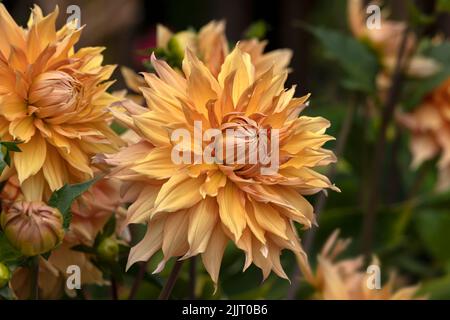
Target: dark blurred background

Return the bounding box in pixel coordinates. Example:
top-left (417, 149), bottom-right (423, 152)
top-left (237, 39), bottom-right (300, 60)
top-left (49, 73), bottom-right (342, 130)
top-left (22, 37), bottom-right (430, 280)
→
top-left (3, 0), bottom-right (449, 96)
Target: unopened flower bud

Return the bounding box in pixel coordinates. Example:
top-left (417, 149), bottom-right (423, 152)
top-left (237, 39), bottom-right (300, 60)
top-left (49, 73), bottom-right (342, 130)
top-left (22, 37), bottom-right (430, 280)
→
top-left (0, 263), bottom-right (10, 288)
top-left (168, 31), bottom-right (197, 60)
top-left (1, 201), bottom-right (64, 256)
top-left (96, 237), bottom-right (119, 262)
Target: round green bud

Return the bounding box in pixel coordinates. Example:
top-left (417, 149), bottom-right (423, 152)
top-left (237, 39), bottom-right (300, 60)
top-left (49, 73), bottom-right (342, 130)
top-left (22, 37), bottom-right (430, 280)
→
top-left (167, 31), bottom-right (196, 60)
top-left (0, 263), bottom-right (11, 288)
top-left (96, 237), bottom-right (119, 262)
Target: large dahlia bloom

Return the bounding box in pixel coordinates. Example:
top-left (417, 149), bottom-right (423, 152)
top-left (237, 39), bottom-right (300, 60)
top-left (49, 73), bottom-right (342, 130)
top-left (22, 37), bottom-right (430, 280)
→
top-left (105, 45), bottom-right (337, 284)
top-left (0, 5), bottom-right (122, 199)
top-left (397, 78), bottom-right (450, 190)
top-left (300, 230), bottom-right (423, 300)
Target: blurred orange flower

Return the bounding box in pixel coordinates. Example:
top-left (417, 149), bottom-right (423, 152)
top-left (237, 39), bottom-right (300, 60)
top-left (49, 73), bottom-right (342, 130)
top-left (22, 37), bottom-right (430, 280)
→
top-left (397, 78), bottom-right (450, 189)
top-left (299, 230), bottom-right (423, 300)
top-left (347, 0), bottom-right (439, 93)
top-left (122, 20), bottom-right (292, 94)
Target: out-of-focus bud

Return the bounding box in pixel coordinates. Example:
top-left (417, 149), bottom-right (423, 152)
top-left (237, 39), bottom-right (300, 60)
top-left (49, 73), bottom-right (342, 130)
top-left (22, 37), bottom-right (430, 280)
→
top-left (168, 31), bottom-right (197, 60)
top-left (0, 176), bottom-right (22, 206)
top-left (0, 263), bottom-right (11, 288)
top-left (96, 237), bottom-right (119, 263)
top-left (1, 201), bottom-right (64, 257)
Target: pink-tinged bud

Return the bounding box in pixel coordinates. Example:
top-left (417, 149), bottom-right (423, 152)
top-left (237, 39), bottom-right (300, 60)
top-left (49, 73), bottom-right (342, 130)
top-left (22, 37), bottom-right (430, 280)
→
top-left (1, 201), bottom-right (64, 256)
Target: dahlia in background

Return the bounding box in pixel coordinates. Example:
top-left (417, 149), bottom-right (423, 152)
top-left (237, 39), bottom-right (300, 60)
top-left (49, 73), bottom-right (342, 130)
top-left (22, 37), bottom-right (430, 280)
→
top-left (121, 20), bottom-right (292, 94)
top-left (0, 4), bottom-right (123, 201)
top-left (299, 230), bottom-right (424, 300)
top-left (397, 78), bottom-right (450, 190)
top-left (347, 0), bottom-right (439, 95)
top-left (103, 44), bottom-right (338, 286)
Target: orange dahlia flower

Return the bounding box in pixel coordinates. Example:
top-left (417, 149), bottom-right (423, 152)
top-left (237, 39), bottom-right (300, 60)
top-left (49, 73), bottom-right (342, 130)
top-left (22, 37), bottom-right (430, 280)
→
top-left (122, 21), bottom-right (292, 93)
top-left (104, 45), bottom-right (337, 285)
top-left (0, 4), bottom-right (122, 200)
top-left (347, 0), bottom-right (439, 92)
top-left (397, 78), bottom-right (450, 189)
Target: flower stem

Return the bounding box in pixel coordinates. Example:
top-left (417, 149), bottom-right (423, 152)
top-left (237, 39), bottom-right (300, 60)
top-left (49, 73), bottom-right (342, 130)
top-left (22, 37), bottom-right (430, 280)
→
top-left (111, 275), bottom-right (119, 300)
top-left (158, 260), bottom-right (184, 300)
top-left (189, 257), bottom-right (197, 299)
top-left (128, 261), bottom-right (148, 300)
top-left (361, 27), bottom-right (411, 258)
top-left (30, 256), bottom-right (40, 300)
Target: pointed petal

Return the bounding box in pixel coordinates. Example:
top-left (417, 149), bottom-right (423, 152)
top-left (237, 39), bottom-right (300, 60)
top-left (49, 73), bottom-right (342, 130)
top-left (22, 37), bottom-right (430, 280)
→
top-left (153, 172), bottom-right (204, 215)
top-left (217, 181), bottom-right (247, 241)
top-left (186, 197), bottom-right (219, 257)
top-left (201, 223), bottom-right (228, 285)
top-left (127, 219), bottom-right (165, 270)
top-left (14, 133), bottom-right (47, 183)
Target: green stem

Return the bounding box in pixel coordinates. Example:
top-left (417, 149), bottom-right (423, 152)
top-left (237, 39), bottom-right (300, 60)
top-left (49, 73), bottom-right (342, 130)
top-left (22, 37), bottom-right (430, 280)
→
top-left (30, 256), bottom-right (40, 300)
top-left (361, 27), bottom-right (411, 258)
top-left (128, 261), bottom-right (147, 300)
top-left (189, 257), bottom-right (197, 299)
top-left (158, 260), bottom-right (184, 300)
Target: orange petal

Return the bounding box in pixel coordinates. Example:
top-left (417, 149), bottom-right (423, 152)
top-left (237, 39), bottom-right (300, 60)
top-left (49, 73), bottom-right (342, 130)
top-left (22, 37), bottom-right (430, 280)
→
top-left (14, 133), bottom-right (47, 183)
top-left (217, 181), bottom-right (247, 241)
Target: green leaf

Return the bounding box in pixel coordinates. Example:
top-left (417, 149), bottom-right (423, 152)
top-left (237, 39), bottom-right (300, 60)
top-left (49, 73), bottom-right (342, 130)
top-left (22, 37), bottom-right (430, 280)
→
top-left (402, 67), bottom-right (450, 109)
top-left (407, 2), bottom-right (436, 26)
top-left (102, 216), bottom-right (117, 238)
top-left (71, 244), bottom-right (97, 254)
top-left (424, 42), bottom-right (450, 65)
top-left (402, 42), bottom-right (450, 109)
top-left (415, 209), bottom-right (450, 261)
top-left (0, 141), bottom-right (21, 173)
top-left (307, 26), bottom-right (379, 93)
top-left (0, 142), bottom-right (21, 152)
top-left (94, 215), bottom-right (117, 248)
top-left (437, 0), bottom-right (450, 13)
top-left (419, 274), bottom-right (450, 299)
top-left (0, 151), bottom-right (5, 175)
top-left (0, 286), bottom-right (14, 300)
top-left (0, 231), bottom-right (22, 263)
top-left (48, 178), bottom-right (99, 230)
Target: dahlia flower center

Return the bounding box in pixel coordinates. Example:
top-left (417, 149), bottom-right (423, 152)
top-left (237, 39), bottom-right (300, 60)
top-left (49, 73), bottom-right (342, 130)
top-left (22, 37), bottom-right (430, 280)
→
top-left (28, 71), bottom-right (81, 117)
top-left (216, 115), bottom-right (277, 176)
top-left (172, 116), bottom-right (280, 176)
